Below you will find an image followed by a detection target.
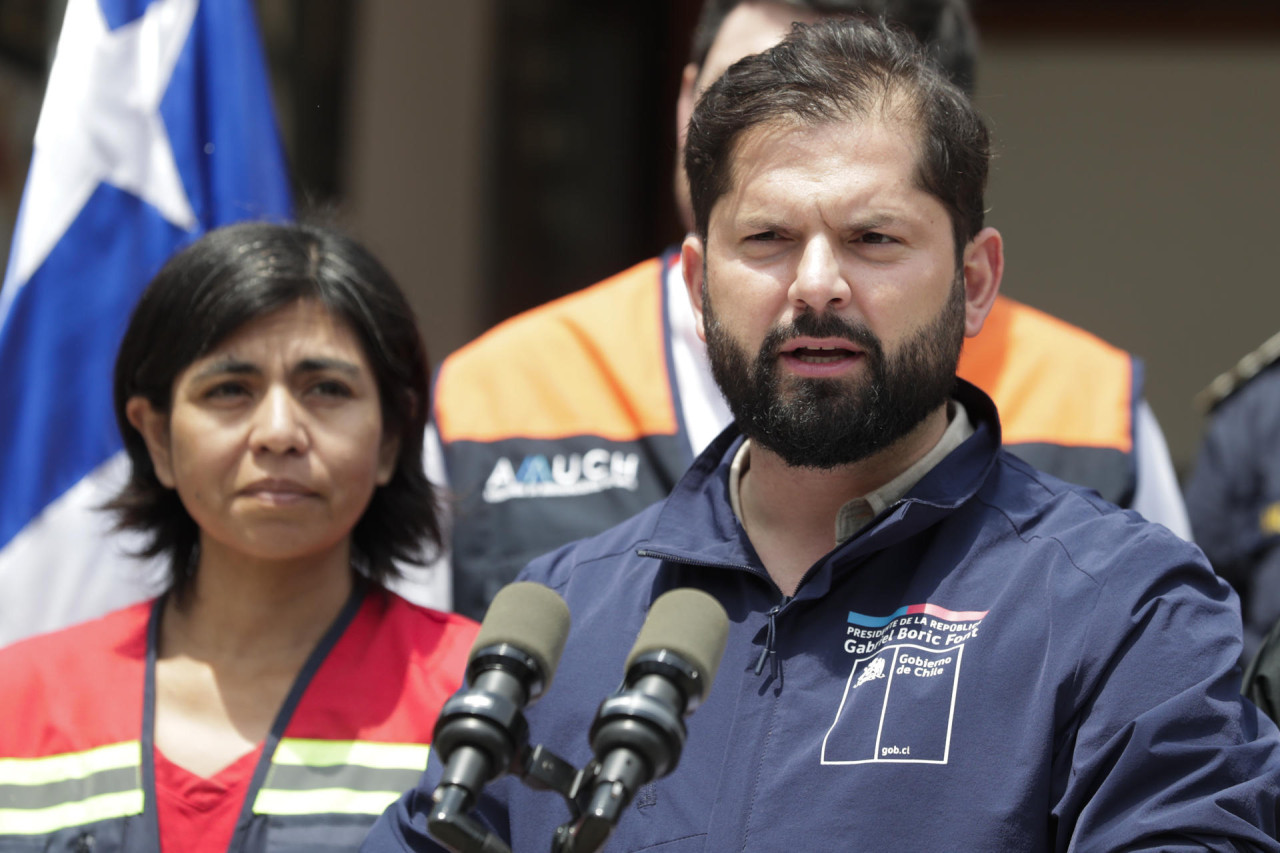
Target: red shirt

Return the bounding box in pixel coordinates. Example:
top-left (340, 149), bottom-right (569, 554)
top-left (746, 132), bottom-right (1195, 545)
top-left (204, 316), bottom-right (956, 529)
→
top-left (154, 746), bottom-right (263, 853)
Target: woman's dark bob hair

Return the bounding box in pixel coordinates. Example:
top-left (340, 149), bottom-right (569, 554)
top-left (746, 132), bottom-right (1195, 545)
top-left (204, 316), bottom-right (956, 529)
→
top-left (108, 221), bottom-right (438, 601)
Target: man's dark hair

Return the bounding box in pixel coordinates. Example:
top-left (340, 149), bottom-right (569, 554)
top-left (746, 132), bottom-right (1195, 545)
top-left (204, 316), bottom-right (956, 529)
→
top-left (107, 221), bottom-right (439, 602)
top-left (689, 0), bottom-right (977, 96)
top-left (685, 17), bottom-right (990, 257)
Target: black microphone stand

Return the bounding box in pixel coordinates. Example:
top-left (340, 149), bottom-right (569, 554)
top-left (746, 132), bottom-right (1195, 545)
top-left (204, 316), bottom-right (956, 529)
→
top-left (428, 650), bottom-right (699, 853)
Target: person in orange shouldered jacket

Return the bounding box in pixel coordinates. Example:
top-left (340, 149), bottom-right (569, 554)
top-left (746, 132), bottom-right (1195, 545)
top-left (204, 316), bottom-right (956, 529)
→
top-left (0, 223), bottom-right (478, 852)
top-left (431, 0), bottom-right (1190, 620)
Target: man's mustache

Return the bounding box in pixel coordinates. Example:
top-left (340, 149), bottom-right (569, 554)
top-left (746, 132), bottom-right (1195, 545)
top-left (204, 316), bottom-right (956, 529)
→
top-left (759, 311), bottom-right (883, 362)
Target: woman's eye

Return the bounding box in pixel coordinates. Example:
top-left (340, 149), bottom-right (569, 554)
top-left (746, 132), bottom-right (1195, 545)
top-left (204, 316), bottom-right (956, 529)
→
top-left (204, 381), bottom-right (249, 400)
top-left (310, 379), bottom-right (353, 398)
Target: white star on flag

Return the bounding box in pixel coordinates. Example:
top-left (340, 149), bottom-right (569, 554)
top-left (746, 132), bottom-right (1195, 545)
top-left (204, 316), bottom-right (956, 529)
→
top-left (1, 0), bottom-right (197, 322)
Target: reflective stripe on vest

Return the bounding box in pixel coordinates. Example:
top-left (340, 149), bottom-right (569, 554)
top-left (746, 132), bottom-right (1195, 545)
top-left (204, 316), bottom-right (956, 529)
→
top-left (252, 738), bottom-right (430, 816)
top-left (0, 741), bottom-right (143, 835)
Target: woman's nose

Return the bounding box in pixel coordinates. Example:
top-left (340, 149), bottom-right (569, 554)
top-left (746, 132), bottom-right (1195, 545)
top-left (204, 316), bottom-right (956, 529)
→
top-left (249, 386), bottom-right (309, 455)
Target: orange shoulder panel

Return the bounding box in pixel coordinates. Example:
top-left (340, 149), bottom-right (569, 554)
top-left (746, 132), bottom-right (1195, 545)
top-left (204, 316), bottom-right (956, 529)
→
top-left (435, 258), bottom-right (678, 443)
top-left (958, 295), bottom-right (1133, 452)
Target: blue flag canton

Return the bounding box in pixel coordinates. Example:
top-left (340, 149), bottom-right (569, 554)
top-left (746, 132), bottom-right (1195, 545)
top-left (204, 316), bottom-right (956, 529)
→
top-left (0, 0), bottom-right (291, 549)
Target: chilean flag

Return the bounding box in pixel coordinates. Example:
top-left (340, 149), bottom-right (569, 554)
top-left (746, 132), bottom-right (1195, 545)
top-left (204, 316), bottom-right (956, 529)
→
top-left (0, 0), bottom-right (292, 646)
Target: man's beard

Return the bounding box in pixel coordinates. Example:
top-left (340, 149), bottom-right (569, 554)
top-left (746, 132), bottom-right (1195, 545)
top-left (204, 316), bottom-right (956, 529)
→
top-left (703, 274), bottom-right (966, 470)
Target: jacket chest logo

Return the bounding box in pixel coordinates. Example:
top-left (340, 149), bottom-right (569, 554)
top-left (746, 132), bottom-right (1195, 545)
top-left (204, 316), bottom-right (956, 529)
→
top-left (482, 451), bottom-right (640, 503)
top-left (823, 603), bottom-right (987, 766)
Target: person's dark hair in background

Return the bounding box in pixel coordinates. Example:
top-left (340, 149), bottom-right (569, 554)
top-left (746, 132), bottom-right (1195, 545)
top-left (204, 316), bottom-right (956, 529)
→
top-left (685, 17), bottom-right (988, 256)
top-left (689, 0), bottom-right (977, 94)
top-left (108, 221), bottom-right (438, 603)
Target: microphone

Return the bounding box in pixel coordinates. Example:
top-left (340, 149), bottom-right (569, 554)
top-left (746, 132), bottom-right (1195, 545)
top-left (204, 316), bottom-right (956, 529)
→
top-left (429, 582), bottom-right (571, 841)
top-left (570, 588), bottom-right (729, 847)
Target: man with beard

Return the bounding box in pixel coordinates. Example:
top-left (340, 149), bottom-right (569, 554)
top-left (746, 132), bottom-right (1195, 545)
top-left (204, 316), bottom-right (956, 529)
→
top-left (432, 0), bottom-right (1189, 623)
top-left (365, 19), bottom-right (1280, 852)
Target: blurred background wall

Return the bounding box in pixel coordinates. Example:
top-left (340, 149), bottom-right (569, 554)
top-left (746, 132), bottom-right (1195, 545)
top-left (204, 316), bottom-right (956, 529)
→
top-left (1, 0), bottom-right (1278, 476)
top-left (975, 27), bottom-right (1280, 474)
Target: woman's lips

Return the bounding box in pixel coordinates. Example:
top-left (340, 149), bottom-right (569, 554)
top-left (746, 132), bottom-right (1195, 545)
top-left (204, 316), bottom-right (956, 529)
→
top-left (239, 479), bottom-right (317, 505)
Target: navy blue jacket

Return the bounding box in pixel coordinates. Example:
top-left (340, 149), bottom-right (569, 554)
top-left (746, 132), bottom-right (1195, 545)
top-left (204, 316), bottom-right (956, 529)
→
top-left (1187, 361), bottom-right (1280, 661)
top-left (367, 381), bottom-right (1280, 852)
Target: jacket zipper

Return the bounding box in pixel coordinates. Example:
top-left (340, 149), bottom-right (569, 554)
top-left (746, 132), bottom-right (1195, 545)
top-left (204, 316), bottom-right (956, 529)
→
top-left (636, 549), bottom-right (798, 680)
top-left (753, 597), bottom-right (790, 677)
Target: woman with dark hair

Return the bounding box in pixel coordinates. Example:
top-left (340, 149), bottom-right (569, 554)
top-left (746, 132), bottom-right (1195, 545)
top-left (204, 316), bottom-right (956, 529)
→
top-left (0, 222), bottom-right (478, 852)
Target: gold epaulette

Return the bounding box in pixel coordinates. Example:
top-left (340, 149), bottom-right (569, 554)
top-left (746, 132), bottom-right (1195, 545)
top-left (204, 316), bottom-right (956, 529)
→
top-left (1196, 329), bottom-right (1280, 413)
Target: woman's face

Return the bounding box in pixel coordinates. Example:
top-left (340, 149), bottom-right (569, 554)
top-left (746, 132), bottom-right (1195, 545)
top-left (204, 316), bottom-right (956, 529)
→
top-left (128, 299), bottom-right (398, 566)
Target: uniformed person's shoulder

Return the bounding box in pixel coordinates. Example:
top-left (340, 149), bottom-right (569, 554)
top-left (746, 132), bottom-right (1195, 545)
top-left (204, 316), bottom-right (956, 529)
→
top-left (1196, 329), bottom-right (1280, 414)
top-left (1245, 614), bottom-right (1280, 722)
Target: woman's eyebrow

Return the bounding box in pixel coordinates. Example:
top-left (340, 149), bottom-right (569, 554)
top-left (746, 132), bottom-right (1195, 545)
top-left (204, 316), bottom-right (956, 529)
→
top-left (189, 358), bottom-right (258, 381)
top-left (294, 357), bottom-right (361, 376)
top-left (188, 355), bottom-right (363, 382)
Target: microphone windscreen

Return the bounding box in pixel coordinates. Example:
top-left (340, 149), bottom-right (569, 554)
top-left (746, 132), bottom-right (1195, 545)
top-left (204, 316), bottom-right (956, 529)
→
top-left (471, 582), bottom-right (572, 689)
top-left (625, 588), bottom-right (729, 698)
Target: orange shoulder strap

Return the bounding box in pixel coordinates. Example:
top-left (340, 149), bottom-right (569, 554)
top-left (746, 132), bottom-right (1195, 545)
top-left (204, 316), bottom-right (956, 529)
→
top-left (435, 258), bottom-right (678, 443)
top-left (958, 296), bottom-right (1133, 452)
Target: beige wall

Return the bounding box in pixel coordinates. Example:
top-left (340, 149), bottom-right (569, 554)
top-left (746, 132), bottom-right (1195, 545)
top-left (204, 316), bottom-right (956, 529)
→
top-left (344, 0), bottom-right (494, 363)
top-left (976, 38), bottom-right (1280, 472)
top-left (344, 16), bottom-right (1280, 473)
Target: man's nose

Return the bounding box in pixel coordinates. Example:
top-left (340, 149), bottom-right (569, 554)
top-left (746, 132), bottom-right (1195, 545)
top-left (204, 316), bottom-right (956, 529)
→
top-left (789, 237), bottom-right (851, 312)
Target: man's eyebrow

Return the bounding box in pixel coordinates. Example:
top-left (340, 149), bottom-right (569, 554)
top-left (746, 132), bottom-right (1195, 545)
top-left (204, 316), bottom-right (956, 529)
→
top-left (847, 216), bottom-right (895, 231)
top-left (732, 212), bottom-right (794, 234)
top-left (734, 207), bottom-right (904, 230)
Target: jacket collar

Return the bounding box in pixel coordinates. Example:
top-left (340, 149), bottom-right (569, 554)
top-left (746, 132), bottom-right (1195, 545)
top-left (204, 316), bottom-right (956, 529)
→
top-left (639, 379), bottom-right (1002, 579)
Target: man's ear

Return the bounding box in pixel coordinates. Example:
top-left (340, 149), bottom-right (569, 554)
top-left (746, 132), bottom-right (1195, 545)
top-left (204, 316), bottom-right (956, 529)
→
top-left (681, 233), bottom-right (708, 343)
top-left (960, 227), bottom-right (1004, 338)
top-left (675, 62), bottom-right (700, 151)
top-left (125, 397), bottom-right (175, 487)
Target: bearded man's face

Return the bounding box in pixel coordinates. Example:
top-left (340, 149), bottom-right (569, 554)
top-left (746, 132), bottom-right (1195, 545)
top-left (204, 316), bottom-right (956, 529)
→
top-left (703, 275), bottom-right (964, 469)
